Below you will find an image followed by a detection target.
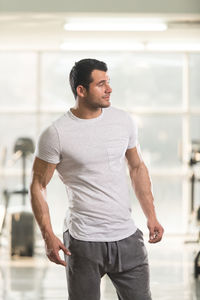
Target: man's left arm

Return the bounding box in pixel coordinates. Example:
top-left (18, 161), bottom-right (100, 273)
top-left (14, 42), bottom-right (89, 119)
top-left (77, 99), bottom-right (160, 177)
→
top-left (125, 146), bottom-right (164, 243)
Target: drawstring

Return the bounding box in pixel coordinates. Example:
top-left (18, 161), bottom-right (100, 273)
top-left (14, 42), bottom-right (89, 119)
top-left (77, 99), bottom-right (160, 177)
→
top-left (107, 242), bottom-right (112, 265)
top-left (106, 241), bottom-right (122, 272)
top-left (116, 241), bottom-right (122, 272)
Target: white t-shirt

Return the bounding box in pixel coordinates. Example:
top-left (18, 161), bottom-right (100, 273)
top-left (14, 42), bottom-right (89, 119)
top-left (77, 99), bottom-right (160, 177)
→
top-left (35, 106), bottom-right (139, 241)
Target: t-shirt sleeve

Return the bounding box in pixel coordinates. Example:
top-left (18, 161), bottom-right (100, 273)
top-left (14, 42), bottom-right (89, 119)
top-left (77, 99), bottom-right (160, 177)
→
top-left (126, 113), bottom-right (139, 149)
top-left (34, 125), bottom-right (61, 164)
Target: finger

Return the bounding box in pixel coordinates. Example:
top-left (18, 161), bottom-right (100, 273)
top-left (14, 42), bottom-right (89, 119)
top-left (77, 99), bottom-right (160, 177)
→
top-left (148, 230), bottom-right (163, 243)
top-left (59, 242), bottom-right (71, 256)
top-left (54, 252), bottom-right (67, 266)
top-left (149, 228), bottom-right (155, 241)
top-left (51, 257), bottom-right (67, 267)
top-left (149, 238), bottom-right (162, 243)
top-left (148, 236), bottom-right (161, 243)
top-left (57, 258), bottom-right (67, 267)
top-left (48, 252), bottom-right (67, 267)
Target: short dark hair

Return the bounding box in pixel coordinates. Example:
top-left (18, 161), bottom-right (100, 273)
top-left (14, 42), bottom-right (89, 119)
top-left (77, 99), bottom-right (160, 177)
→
top-left (69, 58), bottom-right (107, 98)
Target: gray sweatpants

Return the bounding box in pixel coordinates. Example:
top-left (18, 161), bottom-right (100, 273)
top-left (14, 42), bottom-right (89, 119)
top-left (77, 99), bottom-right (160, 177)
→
top-left (63, 228), bottom-right (152, 300)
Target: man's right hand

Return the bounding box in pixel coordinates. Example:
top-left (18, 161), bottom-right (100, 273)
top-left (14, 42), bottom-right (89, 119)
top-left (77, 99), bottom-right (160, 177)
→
top-left (44, 233), bottom-right (71, 267)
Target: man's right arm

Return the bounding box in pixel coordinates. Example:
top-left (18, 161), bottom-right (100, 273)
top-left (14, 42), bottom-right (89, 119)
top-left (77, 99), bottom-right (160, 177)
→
top-left (30, 157), bottom-right (71, 266)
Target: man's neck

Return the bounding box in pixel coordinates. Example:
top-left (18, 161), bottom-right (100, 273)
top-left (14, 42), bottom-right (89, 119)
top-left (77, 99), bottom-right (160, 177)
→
top-left (70, 107), bottom-right (102, 120)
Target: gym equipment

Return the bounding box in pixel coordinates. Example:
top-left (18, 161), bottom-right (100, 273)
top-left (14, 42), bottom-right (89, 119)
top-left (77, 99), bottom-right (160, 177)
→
top-left (11, 211), bottom-right (34, 257)
top-left (187, 140), bottom-right (200, 278)
top-left (0, 137), bottom-right (35, 257)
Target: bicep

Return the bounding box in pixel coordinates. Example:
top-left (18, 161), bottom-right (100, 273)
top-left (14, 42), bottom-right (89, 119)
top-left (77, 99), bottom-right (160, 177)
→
top-left (31, 157), bottom-right (57, 189)
top-left (125, 146), bottom-right (143, 170)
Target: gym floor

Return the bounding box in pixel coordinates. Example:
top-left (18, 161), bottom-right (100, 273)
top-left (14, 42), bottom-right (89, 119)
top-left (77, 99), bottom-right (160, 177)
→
top-left (0, 235), bottom-right (200, 300)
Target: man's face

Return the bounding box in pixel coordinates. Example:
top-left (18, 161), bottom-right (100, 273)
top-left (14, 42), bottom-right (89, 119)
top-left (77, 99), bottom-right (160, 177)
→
top-left (84, 69), bottom-right (112, 109)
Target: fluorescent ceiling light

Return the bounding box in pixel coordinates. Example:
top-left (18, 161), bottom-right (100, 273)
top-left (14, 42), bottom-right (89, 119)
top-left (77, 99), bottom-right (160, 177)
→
top-left (60, 40), bottom-right (144, 51)
top-left (64, 18), bottom-right (167, 32)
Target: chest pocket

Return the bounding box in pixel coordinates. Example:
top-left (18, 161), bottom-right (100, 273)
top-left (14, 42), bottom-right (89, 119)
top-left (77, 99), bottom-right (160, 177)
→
top-left (106, 139), bottom-right (128, 172)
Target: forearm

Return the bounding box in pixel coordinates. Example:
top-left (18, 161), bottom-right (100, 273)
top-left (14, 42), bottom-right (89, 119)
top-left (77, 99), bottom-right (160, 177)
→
top-left (129, 162), bottom-right (157, 220)
top-left (30, 183), bottom-right (54, 240)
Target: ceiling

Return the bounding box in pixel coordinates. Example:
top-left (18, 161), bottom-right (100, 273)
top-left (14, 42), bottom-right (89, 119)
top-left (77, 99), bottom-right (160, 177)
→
top-left (0, 0), bottom-right (200, 14)
top-left (0, 13), bottom-right (200, 50)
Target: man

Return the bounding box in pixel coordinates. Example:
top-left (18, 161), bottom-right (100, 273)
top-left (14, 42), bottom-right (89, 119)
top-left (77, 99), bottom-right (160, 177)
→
top-left (30, 58), bottom-right (164, 300)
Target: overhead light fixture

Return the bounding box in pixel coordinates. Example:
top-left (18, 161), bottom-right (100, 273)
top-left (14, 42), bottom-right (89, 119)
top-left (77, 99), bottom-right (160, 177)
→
top-left (63, 18), bottom-right (167, 32)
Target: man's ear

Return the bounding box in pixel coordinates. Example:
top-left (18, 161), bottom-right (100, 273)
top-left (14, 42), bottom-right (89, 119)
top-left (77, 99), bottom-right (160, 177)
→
top-left (76, 85), bottom-right (87, 98)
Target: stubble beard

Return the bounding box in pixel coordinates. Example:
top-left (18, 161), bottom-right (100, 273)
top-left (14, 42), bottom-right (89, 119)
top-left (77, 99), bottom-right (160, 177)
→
top-left (86, 97), bottom-right (111, 110)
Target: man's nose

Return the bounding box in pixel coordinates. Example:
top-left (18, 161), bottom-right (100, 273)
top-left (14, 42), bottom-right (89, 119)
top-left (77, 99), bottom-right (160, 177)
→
top-left (106, 84), bottom-right (112, 93)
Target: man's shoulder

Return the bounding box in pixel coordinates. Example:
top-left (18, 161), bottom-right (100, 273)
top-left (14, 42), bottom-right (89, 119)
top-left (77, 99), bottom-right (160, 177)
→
top-left (38, 113), bottom-right (67, 138)
top-left (51, 112), bottom-right (71, 132)
top-left (53, 112), bottom-right (68, 126)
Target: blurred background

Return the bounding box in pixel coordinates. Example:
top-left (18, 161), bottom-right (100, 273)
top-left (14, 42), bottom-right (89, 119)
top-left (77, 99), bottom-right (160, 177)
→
top-left (0, 0), bottom-right (200, 299)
